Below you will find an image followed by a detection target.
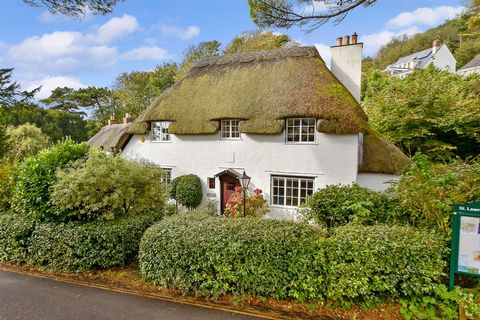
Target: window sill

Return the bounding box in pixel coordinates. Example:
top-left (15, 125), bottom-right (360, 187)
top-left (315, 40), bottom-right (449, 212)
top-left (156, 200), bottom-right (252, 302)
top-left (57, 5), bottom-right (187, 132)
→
top-left (150, 140), bottom-right (173, 143)
top-left (284, 142), bottom-right (318, 145)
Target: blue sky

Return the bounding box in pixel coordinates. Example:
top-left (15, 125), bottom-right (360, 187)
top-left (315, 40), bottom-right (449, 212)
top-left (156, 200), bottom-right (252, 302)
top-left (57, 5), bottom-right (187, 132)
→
top-left (0, 0), bottom-right (464, 99)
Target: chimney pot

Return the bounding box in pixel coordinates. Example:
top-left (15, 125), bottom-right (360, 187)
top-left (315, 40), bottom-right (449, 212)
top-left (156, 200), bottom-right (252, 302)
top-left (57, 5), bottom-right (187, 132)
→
top-left (336, 37), bottom-right (343, 46)
top-left (352, 32), bottom-right (358, 44)
top-left (344, 35), bottom-right (350, 45)
top-left (123, 113), bottom-right (134, 124)
top-left (108, 115), bottom-right (117, 126)
top-left (432, 39), bottom-right (441, 54)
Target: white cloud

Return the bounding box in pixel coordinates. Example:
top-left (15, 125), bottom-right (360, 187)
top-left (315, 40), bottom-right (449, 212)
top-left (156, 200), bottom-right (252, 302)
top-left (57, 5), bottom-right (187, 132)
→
top-left (387, 6), bottom-right (464, 28)
top-left (96, 14), bottom-right (139, 44)
top-left (160, 24), bottom-right (200, 40)
top-left (122, 46), bottom-right (169, 61)
top-left (24, 75), bottom-right (86, 100)
top-left (302, 1), bottom-right (330, 14)
top-left (360, 27), bottom-right (420, 55)
top-left (6, 31), bottom-right (118, 72)
top-left (315, 43), bottom-right (331, 68)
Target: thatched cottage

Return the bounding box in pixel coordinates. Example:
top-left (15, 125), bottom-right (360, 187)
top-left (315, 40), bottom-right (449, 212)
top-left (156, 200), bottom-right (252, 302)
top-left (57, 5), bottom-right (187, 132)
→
top-left (90, 35), bottom-right (410, 219)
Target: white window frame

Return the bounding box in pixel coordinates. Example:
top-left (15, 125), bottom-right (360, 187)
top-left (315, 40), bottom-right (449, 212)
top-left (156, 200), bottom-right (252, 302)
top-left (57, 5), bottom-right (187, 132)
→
top-left (285, 118), bottom-right (316, 143)
top-left (151, 121), bottom-right (171, 142)
top-left (271, 175), bottom-right (314, 207)
top-left (160, 168), bottom-right (172, 184)
top-left (220, 119), bottom-right (241, 140)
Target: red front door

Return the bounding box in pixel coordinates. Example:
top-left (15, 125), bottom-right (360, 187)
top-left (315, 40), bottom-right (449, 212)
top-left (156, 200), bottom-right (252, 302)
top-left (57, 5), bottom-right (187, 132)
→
top-left (220, 176), bottom-right (241, 214)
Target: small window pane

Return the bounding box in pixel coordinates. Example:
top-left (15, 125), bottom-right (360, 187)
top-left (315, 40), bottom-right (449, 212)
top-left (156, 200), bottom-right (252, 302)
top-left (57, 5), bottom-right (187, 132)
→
top-left (221, 120), bottom-right (241, 139)
top-left (285, 118), bottom-right (315, 143)
top-left (271, 176), bottom-right (314, 207)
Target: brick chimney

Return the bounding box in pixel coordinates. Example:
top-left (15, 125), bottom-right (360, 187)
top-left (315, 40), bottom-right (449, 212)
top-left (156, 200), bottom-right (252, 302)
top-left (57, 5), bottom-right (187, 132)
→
top-left (432, 39), bottom-right (441, 55)
top-left (330, 33), bottom-right (363, 102)
top-left (123, 113), bottom-right (134, 124)
top-left (107, 115), bottom-right (116, 126)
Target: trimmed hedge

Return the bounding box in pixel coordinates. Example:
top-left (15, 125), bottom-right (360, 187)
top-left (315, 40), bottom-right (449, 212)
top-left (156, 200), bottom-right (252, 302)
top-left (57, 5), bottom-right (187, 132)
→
top-left (140, 213), bottom-right (327, 301)
top-left (0, 213), bottom-right (35, 264)
top-left (139, 213), bottom-right (448, 305)
top-left (0, 212), bottom-right (163, 271)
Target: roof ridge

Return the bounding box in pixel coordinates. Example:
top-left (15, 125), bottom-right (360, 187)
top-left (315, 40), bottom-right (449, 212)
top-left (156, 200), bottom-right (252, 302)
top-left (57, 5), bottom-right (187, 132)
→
top-left (192, 46), bottom-right (319, 69)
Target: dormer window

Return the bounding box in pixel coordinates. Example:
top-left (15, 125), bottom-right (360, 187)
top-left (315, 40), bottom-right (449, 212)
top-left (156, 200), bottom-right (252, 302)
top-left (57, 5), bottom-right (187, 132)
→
top-left (152, 121), bottom-right (171, 142)
top-left (285, 118), bottom-right (316, 143)
top-left (221, 119), bottom-right (240, 139)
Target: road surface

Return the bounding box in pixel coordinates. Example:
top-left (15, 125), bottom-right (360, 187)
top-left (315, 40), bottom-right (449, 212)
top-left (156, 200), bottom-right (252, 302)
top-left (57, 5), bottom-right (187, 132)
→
top-left (0, 270), bottom-right (265, 320)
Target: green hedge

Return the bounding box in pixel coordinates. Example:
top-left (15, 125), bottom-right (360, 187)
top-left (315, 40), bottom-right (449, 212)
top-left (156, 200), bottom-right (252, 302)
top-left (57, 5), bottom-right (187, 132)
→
top-left (0, 212), bottom-right (163, 271)
top-left (0, 213), bottom-right (35, 264)
top-left (324, 224), bottom-right (448, 306)
top-left (140, 213), bottom-right (327, 301)
top-left (139, 213), bottom-right (448, 305)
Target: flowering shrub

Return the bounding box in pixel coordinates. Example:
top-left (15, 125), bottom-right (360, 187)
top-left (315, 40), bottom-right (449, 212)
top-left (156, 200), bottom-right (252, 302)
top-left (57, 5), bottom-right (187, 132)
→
top-left (224, 187), bottom-right (269, 218)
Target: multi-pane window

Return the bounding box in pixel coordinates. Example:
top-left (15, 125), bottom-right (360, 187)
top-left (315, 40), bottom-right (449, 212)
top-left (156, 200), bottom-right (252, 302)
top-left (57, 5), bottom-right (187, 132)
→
top-left (152, 121), bottom-right (171, 142)
top-left (160, 168), bottom-right (172, 184)
top-left (271, 176), bottom-right (314, 207)
top-left (285, 118), bottom-right (316, 143)
top-left (221, 120), bottom-right (241, 139)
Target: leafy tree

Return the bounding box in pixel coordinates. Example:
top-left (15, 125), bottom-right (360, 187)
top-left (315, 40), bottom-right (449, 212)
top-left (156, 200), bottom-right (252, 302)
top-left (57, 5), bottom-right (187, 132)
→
top-left (0, 103), bottom-right (88, 142)
top-left (248, 0), bottom-right (377, 31)
top-left (12, 139), bottom-right (89, 222)
top-left (224, 30), bottom-right (294, 54)
top-left (22, 0), bottom-right (122, 17)
top-left (113, 63), bottom-right (177, 118)
top-left (362, 67), bottom-right (480, 160)
top-left (0, 68), bottom-right (39, 106)
top-left (5, 124), bottom-right (50, 162)
top-left (51, 150), bottom-right (166, 221)
top-left (0, 126), bottom-right (10, 160)
top-left (41, 87), bottom-right (79, 113)
top-left (175, 41), bottom-right (221, 81)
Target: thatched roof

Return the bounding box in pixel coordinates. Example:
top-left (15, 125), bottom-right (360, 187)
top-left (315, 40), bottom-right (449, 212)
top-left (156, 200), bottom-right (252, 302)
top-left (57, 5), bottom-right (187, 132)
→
top-left (128, 46), bottom-right (368, 135)
top-left (359, 130), bottom-right (412, 174)
top-left (88, 123), bottom-right (132, 151)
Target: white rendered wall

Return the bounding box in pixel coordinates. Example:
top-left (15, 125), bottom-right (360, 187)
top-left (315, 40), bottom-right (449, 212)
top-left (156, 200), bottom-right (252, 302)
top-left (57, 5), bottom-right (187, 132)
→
top-left (330, 43), bottom-right (362, 102)
top-left (357, 173), bottom-right (398, 192)
top-left (122, 130), bottom-right (359, 220)
top-left (431, 46), bottom-right (457, 72)
top-left (458, 67), bottom-right (480, 76)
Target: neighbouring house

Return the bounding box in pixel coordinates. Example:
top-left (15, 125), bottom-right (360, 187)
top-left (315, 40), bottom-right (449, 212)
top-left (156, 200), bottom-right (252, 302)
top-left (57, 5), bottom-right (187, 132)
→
top-left (90, 35), bottom-right (410, 219)
top-left (384, 39), bottom-right (457, 78)
top-left (457, 55), bottom-right (480, 76)
top-left (88, 114), bottom-right (134, 153)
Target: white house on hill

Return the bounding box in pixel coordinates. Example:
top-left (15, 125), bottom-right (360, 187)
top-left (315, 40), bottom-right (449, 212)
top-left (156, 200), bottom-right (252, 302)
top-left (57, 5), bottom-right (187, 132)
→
top-left (457, 55), bottom-right (480, 76)
top-left (384, 40), bottom-right (456, 78)
top-left (90, 36), bottom-right (410, 219)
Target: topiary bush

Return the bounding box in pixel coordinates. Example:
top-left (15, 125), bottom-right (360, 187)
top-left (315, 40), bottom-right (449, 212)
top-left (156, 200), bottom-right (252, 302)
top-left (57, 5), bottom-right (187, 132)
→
top-left (302, 183), bottom-right (395, 228)
top-left (0, 213), bottom-right (35, 264)
top-left (51, 150), bottom-right (167, 222)
top-left (140, 212), bottom-right (327, 301)
top-left (175, 174), bottom-right (203, 210)
top-left (139, 213), bottom-right (447, 305)
top-left (27, 212), bottom-right (163, 271)
top-left (12, 139), bottom-right (89, 222)
top-left (323, 224), bottom-right (448, 307)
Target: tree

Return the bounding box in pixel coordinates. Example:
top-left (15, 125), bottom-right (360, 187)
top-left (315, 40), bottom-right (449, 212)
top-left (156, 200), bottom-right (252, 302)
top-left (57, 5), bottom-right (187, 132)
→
top-left (41, 87), bottom-right (79, 113)
top-left (113, 63), bottom-right (177, 118)
top-left (5, 124), bottom-right (50, 162)
top-left (51, 150), bottom-right (166, 221)
top-left (248, 0), bottom-right (377, 31)
top-left (22, 0), bottom-right (122, 17)
top-left (362, 67), bottom-right (480, 160)
top-left (175, 41), bottom-right (221, 81)
top-left (224, 30), bottom-right (295, 54)
top-left (0, 126), bottom-right (10, 159)
top-left (0, 68), bottom-right (39, 106)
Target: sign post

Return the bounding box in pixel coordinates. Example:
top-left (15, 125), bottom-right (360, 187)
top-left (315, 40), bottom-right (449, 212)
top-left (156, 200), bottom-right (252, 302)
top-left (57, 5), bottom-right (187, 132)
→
top-left (449, 202), bottom-right (480, 291)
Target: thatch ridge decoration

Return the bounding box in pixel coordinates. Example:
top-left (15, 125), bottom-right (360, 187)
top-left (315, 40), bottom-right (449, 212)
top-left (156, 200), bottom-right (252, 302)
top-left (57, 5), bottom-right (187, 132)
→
top-left (128, 46), bottom-right (368, 136)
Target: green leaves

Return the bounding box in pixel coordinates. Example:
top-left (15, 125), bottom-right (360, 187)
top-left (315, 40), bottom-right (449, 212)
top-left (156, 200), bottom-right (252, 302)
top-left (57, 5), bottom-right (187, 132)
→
top-left (139, 213), bottom-right (447, 305)
top-left (175, 174), bottom-right (203, 210)
top-left (362, 67), bottom-right (480, 160)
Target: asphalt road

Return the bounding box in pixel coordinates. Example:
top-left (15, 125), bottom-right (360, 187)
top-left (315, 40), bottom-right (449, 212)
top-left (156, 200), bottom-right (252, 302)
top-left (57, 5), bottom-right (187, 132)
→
top-left (0, 270), bottom-right (264, 320)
